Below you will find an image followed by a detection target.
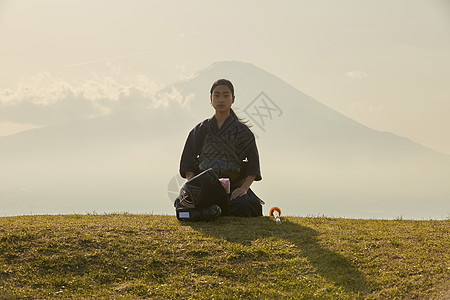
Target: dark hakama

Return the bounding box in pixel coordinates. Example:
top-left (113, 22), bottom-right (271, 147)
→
top-left (178, 114), bottom-right (263, 217)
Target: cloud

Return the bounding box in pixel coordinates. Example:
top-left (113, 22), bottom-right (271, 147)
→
top-left (0, 71), bottom-right (167, 126)
top-left (150, 87), bottom-right (195, 110)
top-left (346, 70), bottom-right (368, 78)
top-left (0, 121), bottom-right (42, 137)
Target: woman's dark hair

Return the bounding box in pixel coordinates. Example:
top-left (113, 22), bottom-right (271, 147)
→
top-left (210, 79), bottom-right (251, 128)
top-left (210, 79), bottom-right (234, 96)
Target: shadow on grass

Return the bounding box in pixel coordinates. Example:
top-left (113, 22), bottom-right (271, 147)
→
top-left (186, 216), bottom-right (368, 294)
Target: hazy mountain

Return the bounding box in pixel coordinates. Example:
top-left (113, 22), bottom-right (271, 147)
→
top-left (1, 61), bottom-right (449, 219)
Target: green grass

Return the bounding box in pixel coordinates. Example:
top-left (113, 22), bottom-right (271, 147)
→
top-left (0, 214), bottom-right (448, 299)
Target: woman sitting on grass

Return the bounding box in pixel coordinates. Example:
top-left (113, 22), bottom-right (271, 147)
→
top-left (175, 79), bottom-right (264, 220)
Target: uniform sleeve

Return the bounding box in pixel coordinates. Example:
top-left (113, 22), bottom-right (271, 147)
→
top-left (179, 129), bottom-right (198, 178)
top-left (244, 135), bottom-right (262, 181)
top-left (180, 122), bottom-right (207, 178)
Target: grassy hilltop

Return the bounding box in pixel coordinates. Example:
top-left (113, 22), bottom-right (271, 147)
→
top-left (0, 214), bottom-right (448, 299)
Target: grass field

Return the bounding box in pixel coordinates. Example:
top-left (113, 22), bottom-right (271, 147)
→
top-left (0, 214), bottom-right (448, 299)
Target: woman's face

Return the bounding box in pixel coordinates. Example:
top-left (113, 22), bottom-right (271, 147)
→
top-left (210, 85), bottom-right (235, 113)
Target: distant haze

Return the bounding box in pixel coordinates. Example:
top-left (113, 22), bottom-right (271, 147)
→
top-left (0, 0), bottom-right (449, 155)
top-left (1, 61), bottom-right (449, 219)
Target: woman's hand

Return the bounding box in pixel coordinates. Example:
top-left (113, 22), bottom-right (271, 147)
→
top-left (185, 171), bottom-right (194, 181)
top-left (230, 175), bottom-right (256, 200)
top-left (231, 186), bottom-right (248, 200)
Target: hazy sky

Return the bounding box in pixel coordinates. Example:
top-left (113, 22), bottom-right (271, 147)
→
top-left (1, 0), bottom-right (449, 154)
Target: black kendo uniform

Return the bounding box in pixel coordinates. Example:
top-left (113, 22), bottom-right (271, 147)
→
top-left (176, 113), bottom-right (263, 219)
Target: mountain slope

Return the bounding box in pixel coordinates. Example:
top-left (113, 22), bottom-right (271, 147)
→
top-left (164, 61), bottom-right (446, 160)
